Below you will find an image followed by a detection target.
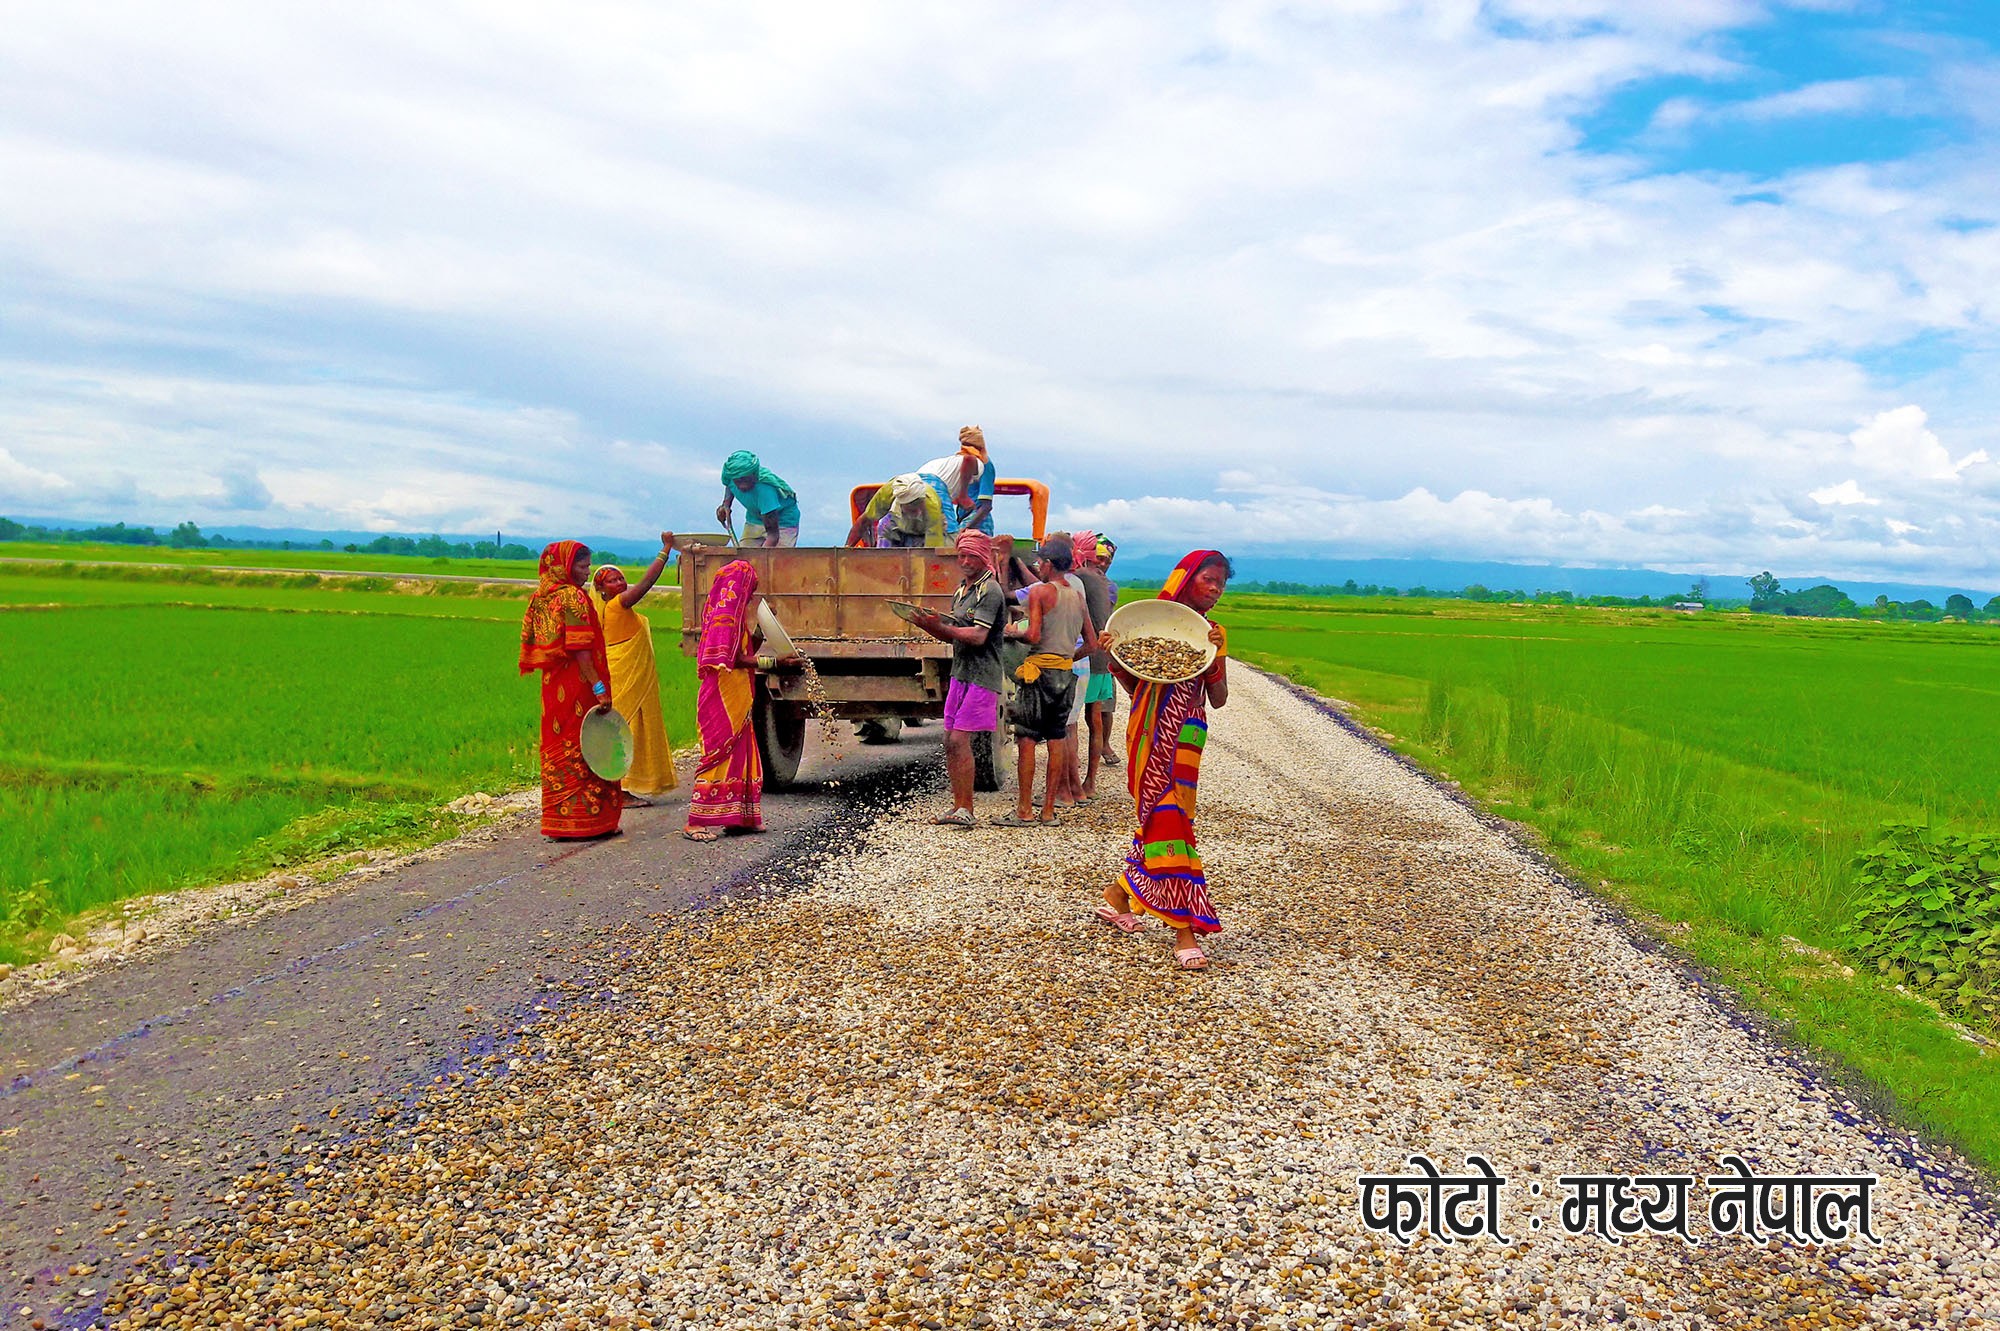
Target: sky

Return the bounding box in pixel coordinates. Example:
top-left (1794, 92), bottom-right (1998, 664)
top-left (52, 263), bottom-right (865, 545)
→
top-left (2, 0), bottom-right (1997, 582)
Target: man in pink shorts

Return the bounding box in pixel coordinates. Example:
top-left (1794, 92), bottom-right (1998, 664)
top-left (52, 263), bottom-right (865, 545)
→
top-left (911, 530), bottom-right (1008, 826)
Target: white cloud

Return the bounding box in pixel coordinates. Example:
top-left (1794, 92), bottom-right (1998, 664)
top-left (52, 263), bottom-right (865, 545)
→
top-left (1809, 479), bottom-right (1876, 506)
top-left (1848, 405), bottom-right (1990, 482)
top-left (0, 446), bottom-right (73, 496)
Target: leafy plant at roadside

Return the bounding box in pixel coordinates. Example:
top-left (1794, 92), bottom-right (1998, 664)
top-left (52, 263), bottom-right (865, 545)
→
top-left (1843, 820), bottom-right (2000, 1024)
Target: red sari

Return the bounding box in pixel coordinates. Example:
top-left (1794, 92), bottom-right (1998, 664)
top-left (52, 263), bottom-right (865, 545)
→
top-left (519, 540), bottom-right (622, 839)
top-left (687, 560), bottom-right (764, 831)
top-left (1120, 550), bottom-right (1224, 934)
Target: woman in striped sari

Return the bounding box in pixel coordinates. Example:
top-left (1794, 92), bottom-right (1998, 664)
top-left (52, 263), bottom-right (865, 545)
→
top-left (685, 559), bottom-right (767, 841)
top-left (519, 540), bottom-right (622, 840)
top-left (1099, 550), bottom-right (1232, 969)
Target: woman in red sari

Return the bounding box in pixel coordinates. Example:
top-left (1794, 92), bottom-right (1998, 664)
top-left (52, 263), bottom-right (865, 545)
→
top-left (685, 559), bottom-right (768, 841)
top-left (519, 540), bottom-right (622, 840)
top-left (1100, 550), bottom-right (1232, 969)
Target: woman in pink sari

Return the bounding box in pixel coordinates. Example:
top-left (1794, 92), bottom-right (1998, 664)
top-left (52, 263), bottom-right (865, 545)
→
top-left (685, 559), bottom-right (769, 841)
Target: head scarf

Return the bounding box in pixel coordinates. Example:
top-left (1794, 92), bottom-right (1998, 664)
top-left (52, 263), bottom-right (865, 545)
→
top-left (696, 560), bottom-right (760, 671)
top-left (890, 473), bottom-right (929, 510)
top-left (958, 425), bottom-right (987, 461)
top-left (721, 450), bottom-right (762, 486)
top-left (1097, 536), bottom-right (1116, 561)
top-left (520, 540), bottom-right (592, 674)
top-left (954, 528), bottom-right (995, 577)
top-left (1071, 530), bottom-right (1098, 569)
top-left (721, 451), bottom-right (797, 504)
top-left (590, 565), bottom-right (623, 595)
top-left (1159, 550), bottom-right (1223, 606)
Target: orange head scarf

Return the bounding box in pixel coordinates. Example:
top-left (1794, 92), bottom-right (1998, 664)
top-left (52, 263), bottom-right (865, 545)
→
top-left (1159, 550), bottom-right (1223, 606)
top-left (520, 540), bottom-right (592, 673)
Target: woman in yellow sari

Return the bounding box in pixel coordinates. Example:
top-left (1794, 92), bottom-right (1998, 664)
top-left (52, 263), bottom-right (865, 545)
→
top-left (589, 532), bottom-right (680, 806)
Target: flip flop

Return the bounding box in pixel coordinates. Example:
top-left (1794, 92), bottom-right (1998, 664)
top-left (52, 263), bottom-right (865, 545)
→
top-left (1093, 904), bottom-right (1143, 933)
top-left (931, 809), bottom-right (975, 828)
top-left (1174, 946), bottom-right (1208, 971)
top-left (1102, 752), bottom-right (1122, 768)
top-left (990, 812), bottom-right (1042, 828)
top-left (682, 827), bottom-right (721, 842)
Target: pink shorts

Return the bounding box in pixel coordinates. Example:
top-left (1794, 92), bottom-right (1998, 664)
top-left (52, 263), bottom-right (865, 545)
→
top-left (943, 678), bottom-right (999, 733)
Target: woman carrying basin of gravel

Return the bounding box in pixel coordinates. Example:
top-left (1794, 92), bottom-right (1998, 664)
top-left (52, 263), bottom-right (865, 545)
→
top-left (519, 539), bottom-right (623, 840)
top-left (1100, 550), bottom-right (1232, 969)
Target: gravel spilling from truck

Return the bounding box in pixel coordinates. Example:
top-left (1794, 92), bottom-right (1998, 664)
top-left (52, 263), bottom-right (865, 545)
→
top-left (101, 671), bottom-right (2000, 1329)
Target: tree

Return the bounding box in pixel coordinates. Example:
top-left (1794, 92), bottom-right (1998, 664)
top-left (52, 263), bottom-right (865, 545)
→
top-left (1689, 576), bottom-right (1711, 602)
top-left (1747, 571), bottom-right (1781, 609)
top-left (167, 520), bottom-right (207, 548)
top-left (0, 516), bottom-right (21, 541)
top-left (1986, 595), bottom-right (2000, 616)
top-left (1946, 593), bottom-right (1975, 618)
top-left (1781, 584), bottom-right (1856, 618)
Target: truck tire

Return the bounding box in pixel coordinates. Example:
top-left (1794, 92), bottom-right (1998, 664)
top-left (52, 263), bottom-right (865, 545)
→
top-left (754, 685), bottom-right (807, 790)
top-left (972, 731), bottom-right (1000, 792)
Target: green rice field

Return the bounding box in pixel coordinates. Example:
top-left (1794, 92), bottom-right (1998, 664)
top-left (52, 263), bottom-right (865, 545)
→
top-left (0, 566), bottom-right (695, 964)
top-left (1220, 595), bottom-right (2000, 1168)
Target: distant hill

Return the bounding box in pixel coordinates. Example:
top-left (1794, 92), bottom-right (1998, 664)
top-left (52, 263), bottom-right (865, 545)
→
top-left (9, 515), bottom-right (1992, 605)
top-left (1106, 553), bottom-right (1995, 607)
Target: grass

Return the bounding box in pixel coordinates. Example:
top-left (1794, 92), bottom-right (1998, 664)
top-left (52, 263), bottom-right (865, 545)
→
top-left (1218, 594), bottom-right (2000, 1172)
top-left (0, 567), bottom-right (697, 964)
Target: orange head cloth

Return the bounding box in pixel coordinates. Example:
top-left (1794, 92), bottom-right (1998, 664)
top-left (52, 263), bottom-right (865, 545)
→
top-left (954, 528), bottom-right (994, 575)
top-left (1159, 550), bottom-right (1222, 605)
top-left (958, 425), bottom-right (987, 461)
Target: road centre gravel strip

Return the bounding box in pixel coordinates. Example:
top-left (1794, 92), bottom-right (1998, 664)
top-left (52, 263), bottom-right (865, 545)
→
top-left (96, 670), bottom-right (1999, 1329)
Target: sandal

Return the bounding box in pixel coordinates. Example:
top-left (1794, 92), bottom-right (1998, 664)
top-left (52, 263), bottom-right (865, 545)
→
top-left (1093, 904), bottom-right (1143, 933)
top-left (1102, 752), bottom-right (1121, 768)
top-left (931, 808), bottom-right (976, 828)
top-left (1174, 946), bottom-right (1208, 971)
top-left (621, 794), bottom-right (655, 808)
top-left (990, 811), bottom-right (1042, 828)
top-left (682, 827), bottom-right (721, 842)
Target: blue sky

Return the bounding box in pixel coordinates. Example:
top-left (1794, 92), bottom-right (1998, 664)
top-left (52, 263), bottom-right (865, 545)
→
top-left (2, 0), bottom-right (1998, 582)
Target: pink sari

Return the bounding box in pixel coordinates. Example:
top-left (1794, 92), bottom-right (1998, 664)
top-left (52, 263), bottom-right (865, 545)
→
top-left (687, 560), bottom-right (764, 831)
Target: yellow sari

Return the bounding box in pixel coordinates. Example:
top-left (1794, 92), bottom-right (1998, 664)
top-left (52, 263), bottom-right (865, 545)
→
top-left (589, 591), bottom-right (679, 795)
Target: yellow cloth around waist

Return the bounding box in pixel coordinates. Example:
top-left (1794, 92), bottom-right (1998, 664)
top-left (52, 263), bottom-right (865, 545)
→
top-left (1015, 652), bottom-right (1074, 683)
top-left (591, 592), bottom-right (679, 794)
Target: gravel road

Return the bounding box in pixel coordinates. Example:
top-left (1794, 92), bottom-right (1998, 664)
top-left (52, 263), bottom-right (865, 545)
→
top-left (12, 669), bottom-right (2000, 1328)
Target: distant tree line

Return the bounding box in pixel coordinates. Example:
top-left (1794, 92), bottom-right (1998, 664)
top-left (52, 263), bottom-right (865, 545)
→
top-left (1745, 570), bottom-right (1998, 622)
top-left (1117, 569), bottom-right (1999, 622)
top-left (0, 516), bottom-right (562, 563)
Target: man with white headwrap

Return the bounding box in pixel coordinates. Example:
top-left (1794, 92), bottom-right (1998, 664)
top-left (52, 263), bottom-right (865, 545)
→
top-left (845, 473), bottom-right (949, 547)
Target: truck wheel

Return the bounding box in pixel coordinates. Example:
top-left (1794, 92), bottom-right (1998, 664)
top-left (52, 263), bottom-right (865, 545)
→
top-left (856, 717), bottom-right (904, 745)
top-left (972, 731), bottom-right (1000, 793)
top-left (754, 686), bottom-right (807, 789)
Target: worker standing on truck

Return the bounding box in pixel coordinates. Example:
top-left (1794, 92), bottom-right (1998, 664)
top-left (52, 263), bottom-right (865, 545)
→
top-left (918, 426), bottom-right (997, 536)
top-left (911, 530), bottom-right (1007, 828)
top-left (716, 451), bottom-right (801, 547)
top-left (846, 473), bottom-right (948, 547)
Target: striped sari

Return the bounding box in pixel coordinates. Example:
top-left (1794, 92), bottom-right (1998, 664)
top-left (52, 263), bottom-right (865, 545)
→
top-left (687, 560), bottom-right (764, 831)
top-left (1118, 549), bottom-right (1225, 934)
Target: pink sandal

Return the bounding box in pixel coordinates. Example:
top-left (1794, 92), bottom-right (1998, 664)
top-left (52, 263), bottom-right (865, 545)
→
top-left (1174, 946), bottom-right (1208, 970)
top-left (1093, 904), bottom-right (1143, 934)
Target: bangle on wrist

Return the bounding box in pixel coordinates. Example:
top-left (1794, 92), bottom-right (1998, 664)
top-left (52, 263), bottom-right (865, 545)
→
top-left (592, 681), bottom-right (607, 694)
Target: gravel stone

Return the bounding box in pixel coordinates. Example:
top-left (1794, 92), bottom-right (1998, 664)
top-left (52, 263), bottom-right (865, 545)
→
top-left (97, 670), bottom-right (2000, 1328)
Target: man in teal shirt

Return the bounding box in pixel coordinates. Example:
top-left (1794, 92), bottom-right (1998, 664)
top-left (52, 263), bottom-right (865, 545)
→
top-left (716, 451), bottom-right (802, 546)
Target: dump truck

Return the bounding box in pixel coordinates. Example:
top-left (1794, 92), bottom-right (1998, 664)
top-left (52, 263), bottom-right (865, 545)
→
top-left (677, 479), bottom-right (1049, 788)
